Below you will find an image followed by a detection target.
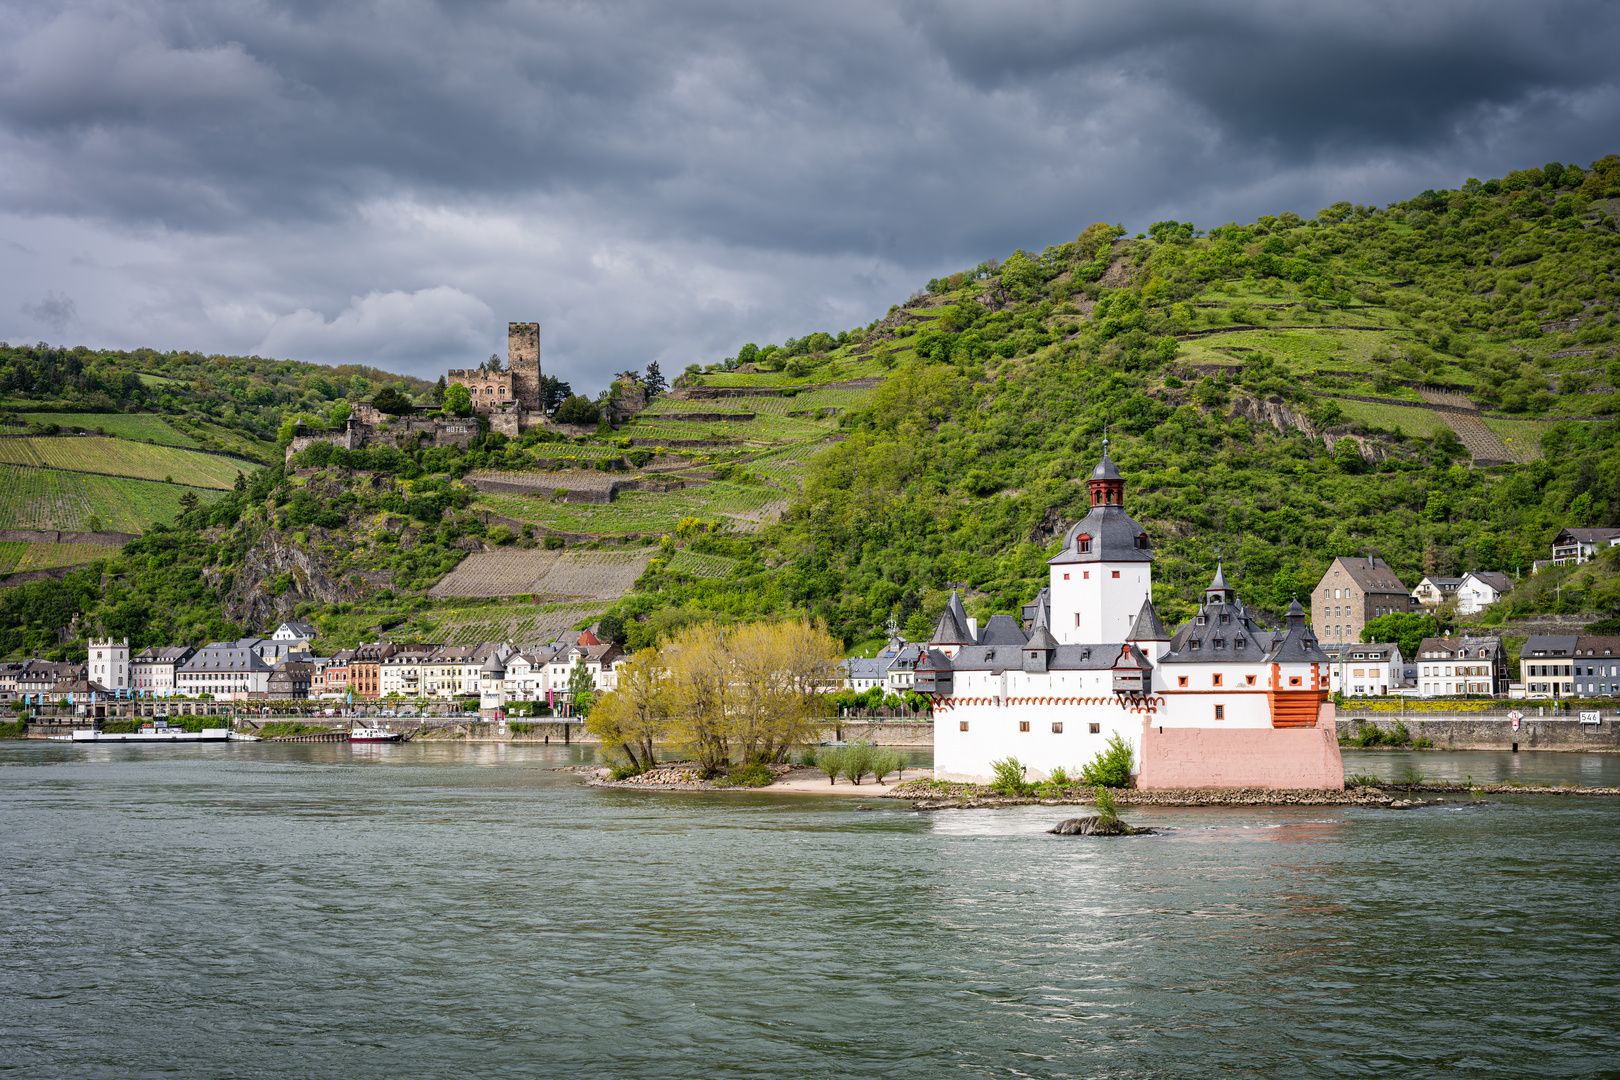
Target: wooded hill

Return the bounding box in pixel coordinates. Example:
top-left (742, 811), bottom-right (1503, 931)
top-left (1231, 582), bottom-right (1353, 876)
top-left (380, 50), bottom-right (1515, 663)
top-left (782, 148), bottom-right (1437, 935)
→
top-left (3, 152), bottom-right (1620, 662)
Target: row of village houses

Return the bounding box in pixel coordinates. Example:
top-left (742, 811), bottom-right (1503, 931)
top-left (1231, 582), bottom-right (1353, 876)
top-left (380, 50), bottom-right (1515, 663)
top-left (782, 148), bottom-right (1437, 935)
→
top-left (0, 621), bottom-right (627, 714)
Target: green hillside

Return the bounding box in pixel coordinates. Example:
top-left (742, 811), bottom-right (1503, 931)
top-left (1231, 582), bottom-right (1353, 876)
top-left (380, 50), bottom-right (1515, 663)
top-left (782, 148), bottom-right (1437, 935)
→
top-left (3, 151), bottom-right (1619, 661)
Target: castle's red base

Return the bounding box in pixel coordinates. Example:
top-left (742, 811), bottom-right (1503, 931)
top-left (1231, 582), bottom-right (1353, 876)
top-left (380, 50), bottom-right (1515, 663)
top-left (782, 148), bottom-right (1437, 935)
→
top-left (1136, 705), bottom-right (1344, 790)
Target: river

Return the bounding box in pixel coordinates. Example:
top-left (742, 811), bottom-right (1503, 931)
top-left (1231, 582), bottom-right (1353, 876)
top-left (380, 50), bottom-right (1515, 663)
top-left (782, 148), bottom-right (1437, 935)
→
top-left (3, 742), bottom-right (1618, 1079)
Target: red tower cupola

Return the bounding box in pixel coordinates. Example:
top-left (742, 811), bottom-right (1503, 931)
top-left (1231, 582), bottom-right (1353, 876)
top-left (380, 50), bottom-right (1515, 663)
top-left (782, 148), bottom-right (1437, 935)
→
top-left (1087, 449), bottom-right (1125, 507)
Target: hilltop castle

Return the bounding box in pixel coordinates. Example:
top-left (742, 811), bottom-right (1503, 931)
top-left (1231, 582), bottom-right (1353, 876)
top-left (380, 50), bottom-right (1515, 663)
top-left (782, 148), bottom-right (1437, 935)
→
top-left (447, 322), bottom-right (542, 416)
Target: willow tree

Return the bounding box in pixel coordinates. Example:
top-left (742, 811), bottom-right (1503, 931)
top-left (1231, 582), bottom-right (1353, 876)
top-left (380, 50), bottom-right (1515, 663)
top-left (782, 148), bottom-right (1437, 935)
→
top-left (585, 650), bottom-right (669, 772)
top-left (661, 618), bottom-right (841, 775)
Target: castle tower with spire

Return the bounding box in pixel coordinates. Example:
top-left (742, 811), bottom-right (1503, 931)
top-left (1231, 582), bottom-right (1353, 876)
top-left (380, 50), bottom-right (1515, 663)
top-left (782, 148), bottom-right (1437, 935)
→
top-left (1046, 446), bottom-right (1154, 645)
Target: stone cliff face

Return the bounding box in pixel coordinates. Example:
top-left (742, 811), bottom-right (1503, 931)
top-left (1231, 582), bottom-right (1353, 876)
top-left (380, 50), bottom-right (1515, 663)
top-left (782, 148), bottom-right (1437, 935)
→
top-left (208, 528), bottom-right (366, 627)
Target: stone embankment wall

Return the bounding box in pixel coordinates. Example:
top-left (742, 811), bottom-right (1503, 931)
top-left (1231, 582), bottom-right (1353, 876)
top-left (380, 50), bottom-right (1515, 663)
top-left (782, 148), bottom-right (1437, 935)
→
top-left (1337, 714), bottom-right (1620, 751)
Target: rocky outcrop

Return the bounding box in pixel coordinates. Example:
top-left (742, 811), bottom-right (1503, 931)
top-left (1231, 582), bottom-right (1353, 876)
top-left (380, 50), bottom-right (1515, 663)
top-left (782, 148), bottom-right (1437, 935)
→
top-left (211, 528), bottom-right (369, 627)
top-left (1048, 815), bottom-right (1153, 835)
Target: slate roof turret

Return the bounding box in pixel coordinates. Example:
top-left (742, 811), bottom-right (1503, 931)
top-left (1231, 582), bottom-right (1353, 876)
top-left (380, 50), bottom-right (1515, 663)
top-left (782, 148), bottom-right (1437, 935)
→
top-left (1126, 598), bottom-right (1169, 641)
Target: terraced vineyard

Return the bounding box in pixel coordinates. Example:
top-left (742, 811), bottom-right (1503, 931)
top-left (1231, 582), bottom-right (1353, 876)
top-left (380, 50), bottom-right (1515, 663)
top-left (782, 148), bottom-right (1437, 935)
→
top-left (475, 483), bottom-right (784, 536)
top-left (7, 412), bottom-right (199, 447)
top-left (1333, 398), bottom-right (1447, 437)
top-left (665, 550), bottom-right (742, 578)
top-left (13, 542), bottom-right (123, 571)
top-left (0, 541), bottom-right (23, 574)
top-left (1481, 417), bottom-right (1551, 462)
top-left (426, 601), bottom-right (604, 650)
top-left (0, 437), bottom-right (250, 488)
top-left (429, 548), bottom-right (653, 599)
top-left (0, 469), bottom-right (220, 532)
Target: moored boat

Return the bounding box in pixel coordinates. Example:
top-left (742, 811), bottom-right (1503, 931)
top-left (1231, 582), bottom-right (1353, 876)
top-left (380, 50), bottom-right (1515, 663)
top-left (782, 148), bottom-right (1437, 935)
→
top-left (349, 724), bottom-right (402, 743)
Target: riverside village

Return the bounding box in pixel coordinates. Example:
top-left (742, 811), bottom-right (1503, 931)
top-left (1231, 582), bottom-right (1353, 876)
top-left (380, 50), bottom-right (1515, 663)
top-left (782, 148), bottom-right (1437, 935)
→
top-left (8, 319), bottom-right (1620, 801)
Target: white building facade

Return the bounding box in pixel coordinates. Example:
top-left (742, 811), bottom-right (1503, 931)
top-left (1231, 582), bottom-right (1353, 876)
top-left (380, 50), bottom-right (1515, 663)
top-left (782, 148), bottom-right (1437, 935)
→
top-left (88, 638), bottom-right (129, 693)
top-left (930, 453), bottom-right (1338, 787)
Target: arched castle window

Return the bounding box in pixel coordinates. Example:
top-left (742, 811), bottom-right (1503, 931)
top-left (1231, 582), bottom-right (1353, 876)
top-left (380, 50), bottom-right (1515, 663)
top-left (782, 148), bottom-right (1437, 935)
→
top-left (1077, 534), bottom-right (1091, 553)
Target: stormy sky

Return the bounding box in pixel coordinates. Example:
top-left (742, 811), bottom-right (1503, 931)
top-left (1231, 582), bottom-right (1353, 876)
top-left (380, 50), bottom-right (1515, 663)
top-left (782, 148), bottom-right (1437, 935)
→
top-left (2, 1), bottom-right (1616, 391)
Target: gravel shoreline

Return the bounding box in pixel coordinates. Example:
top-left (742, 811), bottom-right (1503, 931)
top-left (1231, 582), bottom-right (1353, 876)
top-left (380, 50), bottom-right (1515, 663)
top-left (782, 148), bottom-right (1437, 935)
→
top-left (889, 781), bottom-right (1620, 810)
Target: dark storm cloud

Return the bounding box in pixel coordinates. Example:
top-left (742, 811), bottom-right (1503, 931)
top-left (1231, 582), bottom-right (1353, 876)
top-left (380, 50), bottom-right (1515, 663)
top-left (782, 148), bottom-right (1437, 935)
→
top-left (0, 1), bottom-right (1615, 382)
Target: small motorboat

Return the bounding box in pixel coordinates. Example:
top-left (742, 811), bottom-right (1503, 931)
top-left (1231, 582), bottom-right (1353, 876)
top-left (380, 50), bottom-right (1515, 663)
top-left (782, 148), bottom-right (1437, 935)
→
top-left (349, 724), bottom-right (403, 743)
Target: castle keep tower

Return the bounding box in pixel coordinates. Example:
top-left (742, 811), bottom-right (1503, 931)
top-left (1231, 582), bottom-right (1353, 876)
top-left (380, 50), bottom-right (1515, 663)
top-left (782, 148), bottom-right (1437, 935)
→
top-left (508, 322), bottom-right (541, 411)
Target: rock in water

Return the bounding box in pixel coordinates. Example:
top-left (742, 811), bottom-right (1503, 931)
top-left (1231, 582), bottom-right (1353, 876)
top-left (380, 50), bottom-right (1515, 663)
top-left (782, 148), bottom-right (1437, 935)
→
top-left (1048, 815), bottom-right (1152, 836)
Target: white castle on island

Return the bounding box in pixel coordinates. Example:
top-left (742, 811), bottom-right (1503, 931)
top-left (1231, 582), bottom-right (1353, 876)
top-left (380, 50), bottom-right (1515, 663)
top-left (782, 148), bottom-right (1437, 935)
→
top-left (922, 450), bottom-right (1344, 789)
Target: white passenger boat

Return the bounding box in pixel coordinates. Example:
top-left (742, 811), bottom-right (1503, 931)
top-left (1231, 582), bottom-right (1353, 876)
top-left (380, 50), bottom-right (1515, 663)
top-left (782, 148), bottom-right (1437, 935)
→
top-left (72, 721), bottom-right (231, 743)
top-left (349, 724), bottom-right (403, 744)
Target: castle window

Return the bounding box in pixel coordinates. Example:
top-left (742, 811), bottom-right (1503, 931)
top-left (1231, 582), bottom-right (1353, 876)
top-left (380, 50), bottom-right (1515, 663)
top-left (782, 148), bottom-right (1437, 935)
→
top-left (959, 721), bottom-right (969, 732)
top-left (1246, 674), bottom-right (1256, 686)
top-left (1112, 571), bottom-right (1120, 578)
top-left (1064, 573), bottom-right (1069, 580)
top-left (1213, 674), bottom-right (1222, 686)
top-left (1214, 639), bottom-right (1225, 649)
top-left (1289, 676), bottom-right (1302, 686)
top-left (1214, 705), bottom-right (1225, 720)
top-left (1235, 637), bottom-right (1245, 648)
top-left (1136, 534), bottom-right (1148, 549)
top-left (1077, 535), bottom-right (1091, 553)
top-left (1177, 676), bottom-right (1188, 687)
top-left (1019, 721), bottom-right (1030, 732)
top-left (1052, 723), bottom-right (1063, 734)
top-left (1089, 723), bottom-right (1100, 733)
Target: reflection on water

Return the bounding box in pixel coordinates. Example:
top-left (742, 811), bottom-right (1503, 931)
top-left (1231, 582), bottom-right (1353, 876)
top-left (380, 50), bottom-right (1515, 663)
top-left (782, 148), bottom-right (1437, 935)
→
top-left (1344, 747), bottom-right (1620, 786)
top-left (2, 741), bottom-right (1618, 1080)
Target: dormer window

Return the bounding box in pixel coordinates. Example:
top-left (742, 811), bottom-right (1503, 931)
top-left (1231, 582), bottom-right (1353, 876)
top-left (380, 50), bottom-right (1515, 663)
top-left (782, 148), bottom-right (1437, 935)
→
top-left (1214, 638), bottom-right (1225, 649)
top-left (1235, 637), bottom-right (1245, 648)
top-left (1077, 534), bottom-right (1091, 553)
top-left (1189, 640), bottom-right (1201, 650)
top-left (1196, 615), bottom-right (1206, 626)
top-left (1219, 614), bottom-right (1230, 625)
top-left (1135, 534), bottom-right (1148, 549)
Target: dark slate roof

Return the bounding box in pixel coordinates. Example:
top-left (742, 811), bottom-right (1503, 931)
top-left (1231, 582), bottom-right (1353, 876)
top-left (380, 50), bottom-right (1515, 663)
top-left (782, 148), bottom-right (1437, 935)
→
top-left (931, 590), bottom-right (976, 645)
top-left (1554, 527), bottom-right (1620, 543)
top-left (1025, 598), bottom-right (1059, 650)
top-left (1160, 601), bottom-right (1274, 664)
top-left (1339, 642), bottom-right (1401, 661)
top-left (979, 614), bottom-right (1028, 646)
top-left (1024, 624), bottom-right (1059, 650)
top-left (1574, 636), bottom-right (1620, 656)
top-left (180, 643), bottom-right (275, 672)
top-left (1048, 504), bottom-right (1153, 565)
top-left (1330, 555), bottom-right (1411, 594)
top-left (1465, 570), bottom-right (1513, 593)
top-left (1127, 598), bottom-right (1170, 640)
top-left (1519, 635), bottom-right (1577, 658)
top-left (949, 641), bottom-right (1126, 672)
top-left (1262, 625), bottom-right (1330, 664)
top-left (1020, 588), bottom-right (1050, 626)
top-left (1090, 453), bottom-right (1122, 481)
top-left (1207, 563), bottom-right (1231, 593)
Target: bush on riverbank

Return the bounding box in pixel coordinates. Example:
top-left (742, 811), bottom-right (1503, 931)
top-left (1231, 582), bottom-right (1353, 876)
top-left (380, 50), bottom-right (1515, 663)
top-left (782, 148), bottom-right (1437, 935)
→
top-left (0, 720), bottom-right (27, 739)
top-left (1080, 733), bottom-right (1135, 788)
top-left (805, 742), bottom-right (903, 785)
top-left (1341, 720), bottom-right (1433, 748)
